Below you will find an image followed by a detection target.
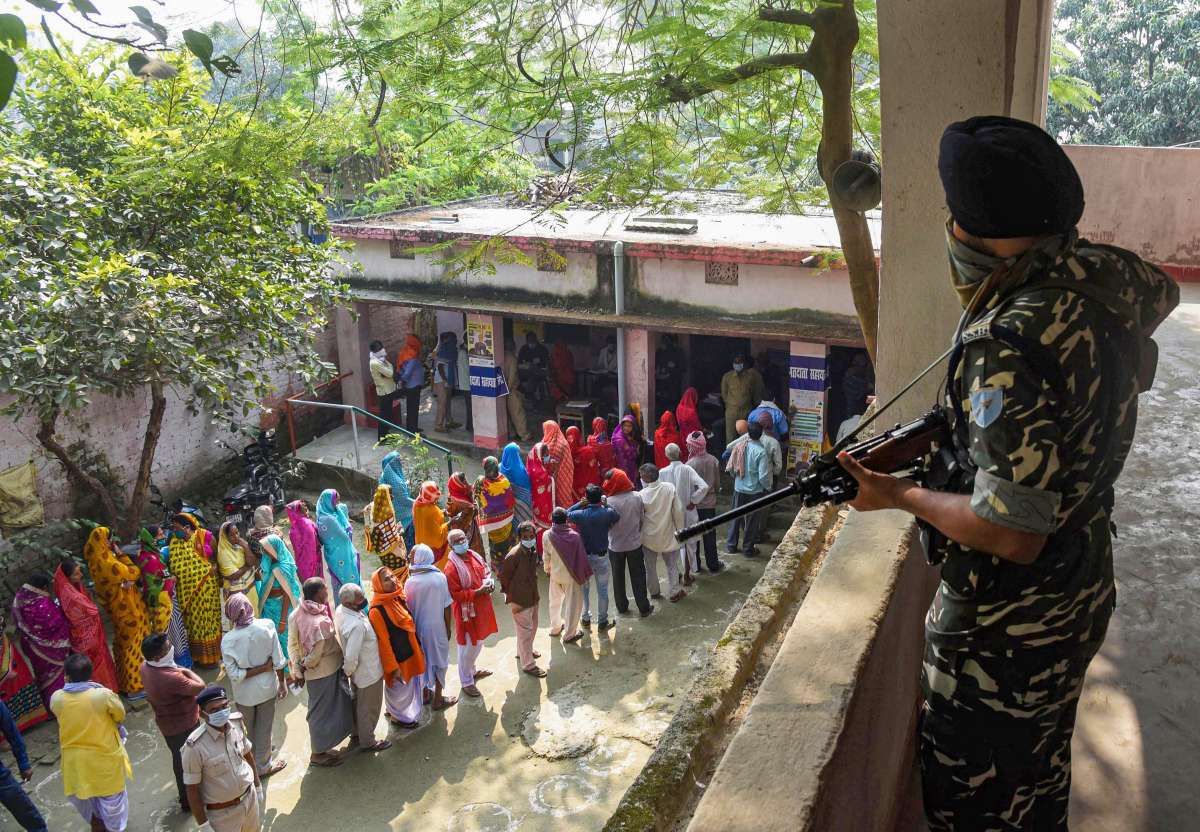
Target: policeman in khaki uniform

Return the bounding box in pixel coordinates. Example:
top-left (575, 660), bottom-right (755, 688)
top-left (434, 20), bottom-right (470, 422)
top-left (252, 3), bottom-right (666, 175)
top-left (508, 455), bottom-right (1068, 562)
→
top-left (182, 686), bottom-right (262, 832)
top-left (838, 116), bottom-right (1178, 830)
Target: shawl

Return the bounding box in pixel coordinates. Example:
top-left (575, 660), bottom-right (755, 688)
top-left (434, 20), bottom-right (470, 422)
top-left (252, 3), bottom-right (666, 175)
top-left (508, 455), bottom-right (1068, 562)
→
top-left (285, 500), bottom-right (322, 583)
top-left (653, 411), bottom-right (682, 469)
top-left (475, 475), bottom-right (515, 534)
top-left (525, 444), bottom-right (554, 525)
top-left (292, 598), bottom-right (335, 654)
top-left (224, 593), bottom-right (255, 628)
top-left (410, 543), bottom-right (437, 573)
top-left (602, 469), bottom-right (635, 497)
top-left (365, 485), bottom-right (405, 560)
top-left (587, 417), bottom-right (618, 476)
top-left (379, 452), bottom-right (415, 530)
top-left (368, 568), bottom-right (425, 685)
top-left (395, 334), bottom-right (422, 368)
top-left (726, 436), bottom-right (749, 478)
top-left (686, 430), bottom-right (709, 459)
top-left (567, 426), bottom-right (601, 494)
top-left (54, 565), bottom-right (100, 629)
top-left (447, 548), bottom-right (488, 621)
top-left (499, 442), bottom-right (532, 495)
top-left (11, 585), bottom-right (70, 695)
top-left (545, 523), bottom-right (593, 585)
top-left (415, 481), bottom-right (442, 506)
top-left (446, 473), bottom-right (472, 504)
top-left (134, 532), bottom-right (173, 601)
top-left (611, 415), bottom-right (641, 485)
top-left (676, 388), bottom-right (703, 443)
top-left (255, 533), bottom-right (302, 615)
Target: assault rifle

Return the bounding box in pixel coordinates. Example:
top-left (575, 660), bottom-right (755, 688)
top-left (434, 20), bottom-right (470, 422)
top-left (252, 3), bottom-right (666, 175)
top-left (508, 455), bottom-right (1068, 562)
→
top-left (676, 344), bottom-right (959, 544)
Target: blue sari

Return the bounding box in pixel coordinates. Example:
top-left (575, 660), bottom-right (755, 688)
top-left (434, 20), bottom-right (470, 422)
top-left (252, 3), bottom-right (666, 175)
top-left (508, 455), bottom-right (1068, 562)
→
top-left (315, 489), bottom-right (360, 595)
top-left (380, 451), bottom-right (416, 547)
top-left (254, 534), bottom-right (302, 659)
top-left (499, 442), bottom-right (534, 526)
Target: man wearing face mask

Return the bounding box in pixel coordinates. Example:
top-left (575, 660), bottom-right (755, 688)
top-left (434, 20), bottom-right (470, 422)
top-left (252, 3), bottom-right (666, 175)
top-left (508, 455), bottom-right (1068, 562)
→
top-left (837, 116), bottom-right (1179, 831)
top-left (182, 686), bottom-right (262, 832)
top-left (444, 528), bottom-right (498, 698)
top-left (498, 522), bottom-right (547, 678)
top-left (720, 354), bottom-right (767, 451)
top-left (140, 633), bottom-right (206, 814)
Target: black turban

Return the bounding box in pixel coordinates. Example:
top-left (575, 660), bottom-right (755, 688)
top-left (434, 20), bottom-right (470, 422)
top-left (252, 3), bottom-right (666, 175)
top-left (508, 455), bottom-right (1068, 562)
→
top-left (938, 115), bottom-right (1084, 238)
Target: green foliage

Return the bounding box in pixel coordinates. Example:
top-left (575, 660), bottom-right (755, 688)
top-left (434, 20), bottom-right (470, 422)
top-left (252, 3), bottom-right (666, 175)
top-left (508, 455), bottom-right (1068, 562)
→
top-left (0, 517), bottom-right (97, 581)
top-left (1047, 36), bottom-right (1100, 114)
top-left (378, 434), bottom-right (452, 490)
top-left (1048, 0), bottom-right (1200, 146)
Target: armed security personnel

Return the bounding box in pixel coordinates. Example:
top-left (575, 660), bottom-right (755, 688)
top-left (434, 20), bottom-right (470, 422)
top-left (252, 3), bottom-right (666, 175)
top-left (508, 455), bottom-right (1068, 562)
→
top-left (839, 116), bottom-right (1178, 830)
top-left (181, 685), bottom-right (262, 832)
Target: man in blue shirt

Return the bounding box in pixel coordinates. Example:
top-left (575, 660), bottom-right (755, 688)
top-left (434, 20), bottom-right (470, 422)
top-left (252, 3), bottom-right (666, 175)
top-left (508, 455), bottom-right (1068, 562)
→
top-left (567, 484), bottom-right (620, 631)
top-left (728, 422), bottom-right (772, 557)
top-left (396, 339), bottom-right (426, 433)
top-left (747, 399), bottom-right (789, 441)
top-left (0, 698), bottom-right (48, 831)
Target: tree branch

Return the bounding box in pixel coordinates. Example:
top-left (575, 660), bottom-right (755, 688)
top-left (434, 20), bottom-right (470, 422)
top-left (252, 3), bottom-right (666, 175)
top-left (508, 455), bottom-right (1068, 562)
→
top-left (661, 51), bottom-right (811, 103)
top-left (37, 412), bottom-right (121, 528)
top-left (758, 8), bottom-right (817, 28)
top-left (120, 379), bottom-right (167, 540)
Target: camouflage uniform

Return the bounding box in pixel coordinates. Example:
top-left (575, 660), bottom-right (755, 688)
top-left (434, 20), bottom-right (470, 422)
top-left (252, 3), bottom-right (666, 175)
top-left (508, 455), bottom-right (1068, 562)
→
top-left (919, 232), bottom-right (1178, 831)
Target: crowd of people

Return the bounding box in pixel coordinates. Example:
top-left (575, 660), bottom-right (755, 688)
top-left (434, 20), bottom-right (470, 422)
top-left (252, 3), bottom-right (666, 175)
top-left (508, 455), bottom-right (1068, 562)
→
top-left (0, 391), bottom-right (794, 831)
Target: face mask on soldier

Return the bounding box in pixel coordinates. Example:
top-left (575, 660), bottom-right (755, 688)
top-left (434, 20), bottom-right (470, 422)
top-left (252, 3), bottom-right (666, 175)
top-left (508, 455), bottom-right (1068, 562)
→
top-left (945, 219), bottom-right (1015, 309)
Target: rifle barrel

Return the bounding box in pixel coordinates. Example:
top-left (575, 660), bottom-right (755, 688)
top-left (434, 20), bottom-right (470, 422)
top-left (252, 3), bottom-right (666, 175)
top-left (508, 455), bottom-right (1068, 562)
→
top-left (675, 480), bottom-right (800, 543)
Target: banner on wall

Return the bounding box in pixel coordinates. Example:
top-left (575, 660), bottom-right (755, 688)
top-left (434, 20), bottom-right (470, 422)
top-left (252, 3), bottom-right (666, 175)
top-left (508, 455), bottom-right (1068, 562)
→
top-left (467, 319), bottom-right (494, 360)
top-left (788, 354), bottom-right (827, 468)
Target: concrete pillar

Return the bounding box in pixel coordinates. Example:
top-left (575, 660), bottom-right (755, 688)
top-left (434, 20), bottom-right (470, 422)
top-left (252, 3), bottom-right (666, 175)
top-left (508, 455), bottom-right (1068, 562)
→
top-left (623, 327), bottom-right (655, 432)
top-left (788, 341), bottom-right (829, 470)
top-left (875, 0), bottom-right (1054, 420)
top-left (466, 312), bottom-right (508, 450)
top-left (333, 301), bottom-right (372, 426)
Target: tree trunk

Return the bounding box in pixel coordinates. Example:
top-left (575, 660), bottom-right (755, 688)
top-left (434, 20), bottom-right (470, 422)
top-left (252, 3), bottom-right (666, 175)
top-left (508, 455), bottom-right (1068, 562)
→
top-left (36, 412), bottom-right (121, 528)
top-left (119, 380), bottom-right (168, 541)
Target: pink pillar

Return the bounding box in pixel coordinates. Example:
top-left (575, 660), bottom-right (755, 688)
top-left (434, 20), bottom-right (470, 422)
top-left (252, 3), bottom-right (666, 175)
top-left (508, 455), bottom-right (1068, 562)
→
top-left (466, 313), bottom-right (508, 450)
top-left (333, 302), bottom-right (373, 427)
top-left (623, 328), bottom-right (655, 433)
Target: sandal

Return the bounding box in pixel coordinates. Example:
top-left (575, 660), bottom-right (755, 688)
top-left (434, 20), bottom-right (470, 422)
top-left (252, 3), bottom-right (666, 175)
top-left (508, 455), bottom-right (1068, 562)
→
top-left (532, 650), bottom-right (542, 659)
top-left (310, 753), bottom-right (343, 768)
top-left (363, 740), bottom-right (393, 751)
top-left (563, 633), bottom-right (583, 644)
top-left (462, 684), bottom-right (482, 698)
top-left (522, 666), bottom-right (548, 678)
top-left (473, 669), bottom-right (493, 680)
top-left (261, 759), bottom-right (287, 778)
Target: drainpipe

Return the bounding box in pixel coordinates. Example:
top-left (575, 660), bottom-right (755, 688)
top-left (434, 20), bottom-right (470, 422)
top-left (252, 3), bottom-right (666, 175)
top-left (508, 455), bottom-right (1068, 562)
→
top-left (613, 241), bottom-right (628, 418)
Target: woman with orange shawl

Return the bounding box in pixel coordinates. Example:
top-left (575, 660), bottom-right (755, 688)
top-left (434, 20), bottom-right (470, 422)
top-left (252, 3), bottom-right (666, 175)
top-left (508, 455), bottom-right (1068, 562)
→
top-left (526, 444), bottom-right (555, 532)
top-left (446, 472), bottom-right (484, 555)
top-left (541, 420), bottom-right (575, 507)
top-left (412, 481), bottom-right (451, 570)
top-left (394, 334), bottom-right (425, 433)
top-left (368, 566), bottom-right (426, 727)
top-left (82, 526), bottom-right (151, 695)
top-left (675, 388), bottom-right (703, 455)
top-left (566, 426), bottom-right (602, 497)
top-left (548, 342), bottom-right (576, 404)
top-left (53, 558), bottom-right (119, 691)
top-left (653, 411), bottom-right (682, 469)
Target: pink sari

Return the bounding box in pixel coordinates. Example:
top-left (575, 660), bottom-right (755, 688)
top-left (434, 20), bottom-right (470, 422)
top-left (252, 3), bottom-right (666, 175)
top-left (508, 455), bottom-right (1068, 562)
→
top-left (286, 500), bottom-right (323, 583)
top-left (11, 585), bottom-right (71, 704)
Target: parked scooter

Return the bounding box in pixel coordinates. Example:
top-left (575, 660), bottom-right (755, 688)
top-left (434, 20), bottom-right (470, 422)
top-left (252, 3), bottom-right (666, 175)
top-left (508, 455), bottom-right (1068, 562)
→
top-left (222, 429), bottom-right (286, 533)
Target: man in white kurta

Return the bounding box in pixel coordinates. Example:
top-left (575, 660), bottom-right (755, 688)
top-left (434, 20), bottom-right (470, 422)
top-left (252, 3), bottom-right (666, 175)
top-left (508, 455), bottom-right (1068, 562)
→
top-left (637, 464), bottom-right (686, 602)
top-left (657, 443), bottom-right (709, 584)
top-left (333, 584), bottom-right (391, 752)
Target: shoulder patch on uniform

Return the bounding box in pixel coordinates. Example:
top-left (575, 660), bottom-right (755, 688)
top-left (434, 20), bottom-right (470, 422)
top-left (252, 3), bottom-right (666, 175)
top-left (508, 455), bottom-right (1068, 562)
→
top-left (970, 387), bottom-right (1004, 428)
top-left (960, 309), bottom-right (998, 344)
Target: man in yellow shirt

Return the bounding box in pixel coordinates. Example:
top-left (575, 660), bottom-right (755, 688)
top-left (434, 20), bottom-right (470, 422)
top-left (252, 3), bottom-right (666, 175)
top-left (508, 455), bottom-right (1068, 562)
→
top-left (50, 654), bottom-right (132, 832)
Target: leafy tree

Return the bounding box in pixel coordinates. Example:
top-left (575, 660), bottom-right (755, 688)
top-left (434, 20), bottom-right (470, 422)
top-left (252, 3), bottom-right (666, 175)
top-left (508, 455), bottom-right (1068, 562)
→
top-left (0, 47), bottom-right (352, 539)
top-left (1048, 0), bottom-right (1200, 146)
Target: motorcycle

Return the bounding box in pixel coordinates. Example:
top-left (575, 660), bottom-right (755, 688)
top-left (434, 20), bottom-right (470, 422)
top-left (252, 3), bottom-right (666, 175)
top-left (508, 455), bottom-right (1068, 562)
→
top-left (222, 429), bottom-right (286, 532)
top-left (148, 483), bottom-right (207, 532)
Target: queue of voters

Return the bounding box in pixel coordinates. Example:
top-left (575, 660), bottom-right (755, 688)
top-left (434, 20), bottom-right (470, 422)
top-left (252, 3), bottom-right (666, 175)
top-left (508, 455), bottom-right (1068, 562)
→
top-left (0, 391), bottom-right (793, 832)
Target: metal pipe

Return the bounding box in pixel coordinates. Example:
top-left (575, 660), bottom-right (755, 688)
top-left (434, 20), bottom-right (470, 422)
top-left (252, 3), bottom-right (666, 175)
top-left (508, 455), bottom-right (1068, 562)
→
top-left (349, 411), bottom-right (361, 471)
top-left (614, 240), bottom-right (627, 417)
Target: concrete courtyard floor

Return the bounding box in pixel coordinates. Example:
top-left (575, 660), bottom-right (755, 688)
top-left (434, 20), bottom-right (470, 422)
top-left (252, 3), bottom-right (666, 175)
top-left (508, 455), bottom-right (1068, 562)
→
top-left (21, 470), bottom-right (789, 830)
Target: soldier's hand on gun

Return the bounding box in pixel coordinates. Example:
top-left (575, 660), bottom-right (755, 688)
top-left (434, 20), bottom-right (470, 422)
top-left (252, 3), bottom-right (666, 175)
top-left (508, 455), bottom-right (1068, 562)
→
top-left (837, 453), bottom-right (913, 512)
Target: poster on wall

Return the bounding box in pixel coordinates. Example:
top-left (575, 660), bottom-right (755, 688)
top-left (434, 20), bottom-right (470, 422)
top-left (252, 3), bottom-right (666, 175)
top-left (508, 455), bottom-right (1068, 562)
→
top-left (788, 353), bottom-right (827, 469)
top-left (467, 320), bottom-right (494, 360)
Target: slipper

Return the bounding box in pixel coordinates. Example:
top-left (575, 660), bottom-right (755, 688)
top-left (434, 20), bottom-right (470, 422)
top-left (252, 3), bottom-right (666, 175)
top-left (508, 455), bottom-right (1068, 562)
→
top-left (462, 684), bottom-right (482, 698)
top-left (432, 696), bottom-right (458, 711)
top-left (386, 719), bottom-right (419, 730)
top-left (548, 629), bottom-right (563, 637)
top-left (473, 669), bottom-right (493, 680)
top-left (563, 633), bottom-right (583, 644)
top-left (310, 754), bottom-right (343, 768)
top-left (532, 650), bottom-right (542, 659)
top-left (523, 666), bottom-right (548, 678)
top-left (261, 759), bottom-right (287, 778)
top-left (363, 740), bottom-right (393, 751)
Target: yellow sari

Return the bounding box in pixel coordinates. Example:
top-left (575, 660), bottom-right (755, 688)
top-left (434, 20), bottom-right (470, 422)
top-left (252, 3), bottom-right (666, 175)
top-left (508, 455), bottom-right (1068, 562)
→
top-left (82, 528), bottom-right (150, 695)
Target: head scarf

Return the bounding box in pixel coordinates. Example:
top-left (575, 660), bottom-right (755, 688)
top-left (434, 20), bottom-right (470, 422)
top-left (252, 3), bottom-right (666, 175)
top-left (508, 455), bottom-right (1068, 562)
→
top-left (447, 472), bottom-right (473, 505)
top-left (654, 411), bottom-right (682, 467)
top-left (541, 420), bottom-right (567, 449)
top-left (368, 567), bottom-right (422, 686)
top-left (482, 456), bottom-right (500, 479)
top-left (224, 593), bottom-right (255, 628)
top-left (602, 469), bottom-right (634, 496)
top-left (54, 562), bottom-right (99, 622)
top-left (686, 430), bottom-right (708, 459)
top-left (410, 543), bottom-right (437, 573)
top-left (249, 505), bottom-right (276, 542)
top-left (217, 522), bottom-right (253, 581)
top-left (545, 521), bottom-right (593, 585)
top-left (380, 452), bottom-right (412, 498)
top-left (588, 417), bottom-right (609, 445)
top-left (499, 442), bottom-right (531, 493)
top-left (415, 481), bottom-right (441, 506)
top-left (565, 425), bottom-right (583, 452)
top-left (676, 388), bottom-right (703, 439)
top-left (396, 334), bottom-right (422, 367)
top-left (370, 567), bottom-right (415, 631)
top-left (293, 597), bottom-right (335, 654)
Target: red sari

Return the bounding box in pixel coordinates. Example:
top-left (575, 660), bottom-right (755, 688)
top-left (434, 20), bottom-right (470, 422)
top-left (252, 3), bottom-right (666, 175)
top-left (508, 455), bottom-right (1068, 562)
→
top-left (566, 426), bottom-right (602, 497)
top-left (526, 444), bottom-right (555, 530)
top-left (675, 388), bottom-right (703, 453)
top-left (653, 410), bottom-right (682, 469)
top-left (549, 343), bottom-right (576, 404)
top-left (52, 565), bottom-right (120, 691)
top-left (587, 416), bottom-right (618, 477)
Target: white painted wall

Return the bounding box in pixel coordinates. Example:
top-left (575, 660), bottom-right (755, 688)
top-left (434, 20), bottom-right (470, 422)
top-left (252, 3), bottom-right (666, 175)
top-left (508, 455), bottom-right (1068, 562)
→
top-left (636, 258), bottom-right (855, 316)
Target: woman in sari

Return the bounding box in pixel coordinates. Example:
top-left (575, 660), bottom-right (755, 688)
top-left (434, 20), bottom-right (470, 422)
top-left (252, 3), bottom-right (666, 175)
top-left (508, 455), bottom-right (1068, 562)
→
top-left (675, 388), bottom-right (703, 453)
top-left (500, 442), bottom-right (534, 528)
top-left (82, 526), bottom-right (151, 695)
top-left (53, 558), bottom-right (119, 689)
top-left (364, 484), bottom-right (409, 572)
top-left (548, 342), bottom-right (576, 404)
top-left (0, 624), bottom-right (49, 732)
top-left (368, 566), bottom-right (426, 728)
top-left (541, 420), bottom-right (575, 506)
top-left (168, 514), bottom-right (223, 666)
top-left (653, 410), bottom-right (682, 469)
top-left (286, 500), bottom-right (323, 584)
top-left (611, 414), bottom-right (643, 487)
top-left (446, 472), bottom-right (484, 555)
top-left (566, 426), bottom-right (602, 497)
top-left (587, 417), bottom-right (618, 477)
top-left (134, 527), bottom-right (174, 636)
top-left (525, 444), bottom-right (555, 531)
top-left (217, 522), bottom-right (259, 630)
top-left (10, 573), bottom-right (71, 704)
top-left (379, 452), bottom-right (416, 548)
top-left (412, 481), bottom-right (451, 570)
top-left (315, 488), bottom-right (361, 596)
top-left (148, 527), bottom-right (193, 669)
top-left (249, 505), bottom-right (302, 658)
